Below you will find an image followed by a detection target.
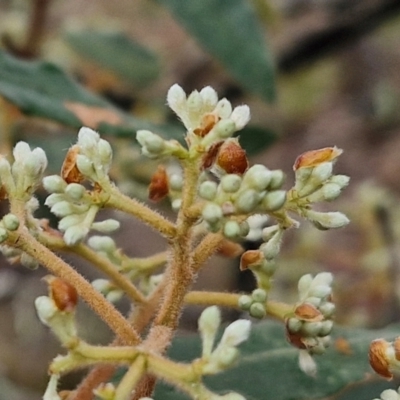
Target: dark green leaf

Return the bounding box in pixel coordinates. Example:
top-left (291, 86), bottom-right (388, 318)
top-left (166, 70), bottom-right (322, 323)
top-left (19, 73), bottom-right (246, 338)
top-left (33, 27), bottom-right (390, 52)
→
top-left (65, 30), bottom-right (160, 88)
top-left (237, 125), bottom-right (278, 155)
top-left (158, 0), bottom-right (276, 102)
top-left (154, 321), bottom-right (400, 400)
top-left (0, 50), bottom-right (180, 139)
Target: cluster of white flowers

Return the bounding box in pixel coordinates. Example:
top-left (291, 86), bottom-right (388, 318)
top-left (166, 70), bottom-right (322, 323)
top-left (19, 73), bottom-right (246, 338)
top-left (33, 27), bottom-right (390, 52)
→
top-left (198, 306), bottom-right (251, 374)
top-left (286, 273), bottom-right (334, 355)
top-left (43, 128), bottom-right (119, 246)
top-left (0, 141), bottom-right (47, 200)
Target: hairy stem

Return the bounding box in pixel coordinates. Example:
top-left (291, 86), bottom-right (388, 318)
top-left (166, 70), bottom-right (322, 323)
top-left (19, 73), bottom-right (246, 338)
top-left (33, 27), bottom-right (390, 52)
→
top-left (8, 229), bottom-right (140, 345)
top-left (107, 189), bottom-right (176, 238)
top-left (38, 231), bottom-right (146, 304)
top-left (115, 356), bottom-right (146, 400)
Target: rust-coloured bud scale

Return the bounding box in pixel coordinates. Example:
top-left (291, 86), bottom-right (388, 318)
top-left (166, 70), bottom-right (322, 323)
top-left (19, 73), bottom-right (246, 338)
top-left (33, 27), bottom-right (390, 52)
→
top-left (61, 145), bottom-right (84, 184)
top-left (294, 303), bottom-right (323, 322)
top-left (201, 141), bottom-right (224, 171)
top-left (45, 276), bottom-right (78, 312)
top-left (394, 337), bottom-right (400, 361)
top-left (194, 113), bottom-right (220, 137)
top-left (148, 165), bottom-right (169, 202)
top-left (240, 250), bottom-right (263, 271)
top-left (216, 139), bottom-right (249, 175)
top-left (369, 339), bottom-right (392, 380)
top-left (286, 326), bottom-right (307, 350)
top-left (293, 147), bottom-right (343, 171)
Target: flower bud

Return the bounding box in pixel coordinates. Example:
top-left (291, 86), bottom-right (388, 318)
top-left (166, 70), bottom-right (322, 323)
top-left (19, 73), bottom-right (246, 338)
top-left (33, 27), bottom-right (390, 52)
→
top-left (268, 170), bottom-right (285, 190)
top-left (97, 138), bottom-right (113, 166)
top-left (221, 174), bottom-right (242, 193)
top-left (301, 321), bottom-right (323, 337)
top-left (244, 165), bottom-right (272, 191)
top-left (308, 284), bottom-right (332, 299)
top-left (199, 306), bottom-right (221, 357)
top-left (64, 225), bottom-right (89, 246)
top-left (214, 119), bottom-right (236, 139)
top-left (169, 174), bottom-right (183, 191)
top-left (260, 230), bottom-right (283, 260)
top-left (235, 189), bottom-right (260, 213)
top-left (78, 127), bottom-right (100, 151)
top-left (230, 105), bottom-right (250, 130)
top-left (215, 139), bottom-right (249, 175)
top-left (43, 175), bottom-right (67, 193)
top-left (88, 236), bottom-right (117, 253)
top-left (251, 288), bottom-right (267, 303)
top-left (20, 253), bottom-right (39, 269)
top-left (220, 319), bottom-right (251, 347)
top-left (319, 320), bottom-right (333, 336)
top-left (167, 84), bottom-right (187, 115)
top-left (2, 213), bottom-right (19, 231)
top-left (76, 154), bottom-right (95, 178)
top-left (262, 190), bottom-right (287, 211)
top-left (298, 350), bottom-right (317, 377)
top-left (319, 302), bottom-right (335, 318)
top-left (249, 302), bottom-right (266, 319)
top-left (261, 225), bottom-right (279, 241)
top-left (305, 210), bottom-right (349, 230)
top-left (223, 220), bottom-right (241, 239)
top-left (214, 98), bottom-right (233, 119)
top-left (51, 201), bottom-right (76, 217)
top-left (298, 274), bottom-right (313, 294)
top-left (202, 203), bottom-right (223, 224)
top-left (35, 296), bottom-right (58, 326)
top-left (199, 181), bottom-right (218, 200)
top-left (65, 183), bottom-right (86, 200)
top-left (58, 214), bottom-right (84, 231)
top-left (92, 219), bottom-right (120, 233)
top-left (0, 227), bottom-right (8, 243)
top-left (200, 86), bottom-right (218, 109)
top-left (329, 174), bottom-right (350, 189)
top-left (238, 295), bottom-right (253, 310)
top-left (287, 317), bottom-right (302, 333)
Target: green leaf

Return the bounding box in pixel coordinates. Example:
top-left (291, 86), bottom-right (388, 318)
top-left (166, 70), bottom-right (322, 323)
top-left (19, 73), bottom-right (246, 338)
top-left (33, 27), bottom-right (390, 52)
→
top-left (154, 321), bottom-right (400, 400)
top-left (237, 125), bottom-right (277, 156)
top-left (158, 0), bottom-right (276, 102)
top-left (65, 30), bottom-right (160, 88)
top-left (0, 50), bottom-right (180, 139)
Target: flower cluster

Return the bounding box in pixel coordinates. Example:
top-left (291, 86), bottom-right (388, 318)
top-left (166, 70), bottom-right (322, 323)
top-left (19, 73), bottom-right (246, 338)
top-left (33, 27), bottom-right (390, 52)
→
top-left (0, 141), bottom-right (47, 200)
top-left (238, 288), bottom-right (268, 319)
top-left (286, 273), bottom-right (335, 355)
top-left (43, 128), bottom-right (119, 245)
top-left (198, 306), bottom-right (251, 374)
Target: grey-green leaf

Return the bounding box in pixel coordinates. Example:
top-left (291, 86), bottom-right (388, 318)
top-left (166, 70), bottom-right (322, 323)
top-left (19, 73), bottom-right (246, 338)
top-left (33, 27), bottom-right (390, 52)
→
top-left (65, 30), bottom-right (160, 88)
top-left (154, 321), bottom-right (400, 400)
top-left (158, 0), bottom-right (276, 102)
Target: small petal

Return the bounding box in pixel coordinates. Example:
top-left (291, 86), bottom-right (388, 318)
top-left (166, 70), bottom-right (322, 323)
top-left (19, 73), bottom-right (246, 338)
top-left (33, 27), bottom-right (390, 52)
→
top-left (230, 105), bottom-right (250, 130)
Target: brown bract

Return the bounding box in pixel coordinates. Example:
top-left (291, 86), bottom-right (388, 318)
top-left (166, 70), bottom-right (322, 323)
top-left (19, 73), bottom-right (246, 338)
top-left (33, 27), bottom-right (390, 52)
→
top-left (293, 147), bottom-right (343, 170)
top-left (218, 239), bottom-right (244, 258)
top-left (44, 276), bottom-right (78, 312)
top-left (294, 303), bottom-right (323, 322)
top-left (148, 165), bottom-right (169, 202)
top-left (201, 141), bottom-right (224, 170)
top-left (216, 138), bottom-right (249, 175)
top-left (240, 250), bottom-right (263, 271)
top-left (369, 339), bottom-right (393, 380)
top-left (61, 145), bottom-right (84, 184)
top-left (194, 113), bottom-right (220, 137)
top-left (64, 102), bottom-right (123, 129)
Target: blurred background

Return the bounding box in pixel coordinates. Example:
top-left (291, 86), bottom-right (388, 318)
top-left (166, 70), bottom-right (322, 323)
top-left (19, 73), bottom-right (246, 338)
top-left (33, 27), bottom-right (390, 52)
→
top-left (1, 0), bottom-right (400, 398)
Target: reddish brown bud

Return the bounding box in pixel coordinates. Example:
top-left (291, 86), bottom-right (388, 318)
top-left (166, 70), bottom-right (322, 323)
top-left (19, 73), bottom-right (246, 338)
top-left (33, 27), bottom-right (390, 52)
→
top-left (240, 250), bottom-right (263, 271)
top-left (44, 276), bottom-right (78, 312)
top-left (369, 339), bottom-right (392, 380)
top-left (218, 239), bottom-right (244, 258)
top-left (148, 165), bottom-right (169, 202)
top-left (286, 327), bottom-right (307, 350)
top-left (294, 303), bottom-right (323, 322)
top-left (201, 141), bottom-right (224, 170)
top-left (61, 145), bottom-right (84, 184)
top-left (194, 113), bottom-right (220, 137)
top-left (215, 138), bottom-right (248, 175)
top-left (293, 147), bottom-right (342, 171)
